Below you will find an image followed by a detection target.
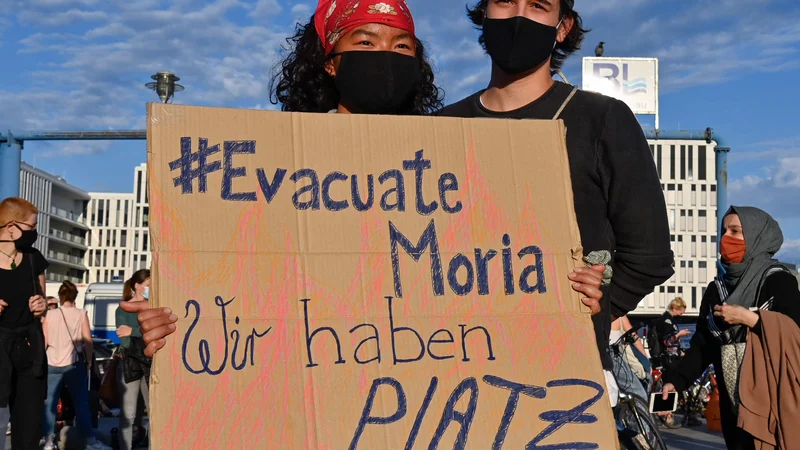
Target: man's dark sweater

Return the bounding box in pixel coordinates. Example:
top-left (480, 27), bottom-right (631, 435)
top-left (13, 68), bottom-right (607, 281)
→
top-left (438, 82), bottom-right (674, 368)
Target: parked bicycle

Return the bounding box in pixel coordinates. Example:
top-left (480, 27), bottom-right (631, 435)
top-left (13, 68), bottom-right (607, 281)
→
top-left (609, 327), bottom-right (667, 450)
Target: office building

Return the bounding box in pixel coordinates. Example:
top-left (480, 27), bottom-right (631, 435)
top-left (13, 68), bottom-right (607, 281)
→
top-left (86, 192), bottom-right (135, 283)
top-left (86, 163), bottom-right (152, 283)
top-left (131, 163), bottom-right (152, 272)
top-left (18, 162), bottom-right (91, 284)
top-left (631, 140), bottom-right (719, 317)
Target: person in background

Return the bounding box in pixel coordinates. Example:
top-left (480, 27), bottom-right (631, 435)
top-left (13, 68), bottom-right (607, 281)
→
top-left (116, 270), bottom-right (151, 450)
top-left (270, 0), bottom-right (443, 115)
top-left (663, 207), bottom-right (800, 449)
top-left (117, 0), bottom-right (607, 360)
top-left (435, 0), bottom-right (674, 406)
top-left (652, 297), bottom-right (691, 371)
top-left (0, 197), bottom-right (49, 450)
top-left (609, 315), bottom-right (650, 396)
top-left (42, 280), bottom-right (110, 450)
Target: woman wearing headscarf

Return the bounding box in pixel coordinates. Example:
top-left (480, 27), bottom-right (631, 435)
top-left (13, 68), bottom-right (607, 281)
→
top-left (662, 206), bottom-right (800, 450)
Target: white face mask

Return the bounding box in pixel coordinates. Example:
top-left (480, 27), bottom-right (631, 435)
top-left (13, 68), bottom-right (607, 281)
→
top-left (142, 286), bottom-right (150, 300)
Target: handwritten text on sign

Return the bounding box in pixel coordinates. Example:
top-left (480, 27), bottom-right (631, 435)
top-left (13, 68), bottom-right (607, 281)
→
top-left (164, 137), bottom-right (604, 449)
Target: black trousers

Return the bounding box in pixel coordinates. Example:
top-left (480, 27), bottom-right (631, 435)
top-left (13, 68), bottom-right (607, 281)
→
top-left (718, 378), bottom-right (756, 450)
top-left (6, 340), bottom-right (47, 450)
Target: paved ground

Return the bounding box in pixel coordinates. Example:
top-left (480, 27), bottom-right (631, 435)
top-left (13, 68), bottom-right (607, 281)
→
top-left (7, 417), bottom-right (727, 449)
top-left (661, 425), bottom-right (727, 449)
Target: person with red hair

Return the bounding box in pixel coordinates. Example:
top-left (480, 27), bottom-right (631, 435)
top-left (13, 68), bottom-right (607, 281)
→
top-left (0, 197), bottom-right (48, 450)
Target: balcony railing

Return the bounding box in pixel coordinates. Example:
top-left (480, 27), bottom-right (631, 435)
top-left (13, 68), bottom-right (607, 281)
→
top-left (47, 250), bottom-right (86, 267)
top-left (47, 272), bottom-right (84, 284)
top-left (50, 206), bottom-right (86, 225)
top-left (49, 229), bottom-right (86, 246)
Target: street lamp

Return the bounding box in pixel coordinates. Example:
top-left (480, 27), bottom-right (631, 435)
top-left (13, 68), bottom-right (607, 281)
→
top-left (145, 71), bottom-right (184, 103)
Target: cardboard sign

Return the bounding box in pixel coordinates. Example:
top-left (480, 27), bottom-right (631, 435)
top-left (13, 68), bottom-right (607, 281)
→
top-left (146, 103), bottom-right (617, 449)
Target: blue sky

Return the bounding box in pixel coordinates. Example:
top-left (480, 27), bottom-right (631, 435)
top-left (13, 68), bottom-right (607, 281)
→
top-left (2, 0), bottom-right (800, 259)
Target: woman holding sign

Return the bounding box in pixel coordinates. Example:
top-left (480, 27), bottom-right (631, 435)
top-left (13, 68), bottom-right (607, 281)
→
top-left (121, 0), bottom-right (606, 365)
top-left (270, 0), bottom-right (443, 115)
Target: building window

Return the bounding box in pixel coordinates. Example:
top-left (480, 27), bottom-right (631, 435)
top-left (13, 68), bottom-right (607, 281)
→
top-left (667, 286), bottom-right (676, 294)
top-left (134, 232), bottom-right (139, 251)
top-left (670, 145), bottom-right (676, 180)
top-left (143, 207), bottom-right (149, 227)
top-left (106, 230), bottom-right (111, 247)
top-left (688, 261), bottom-right (694, 283)
top-left (91, 199), bottom-right (97, 226)
top-left (115, 199), bottom-right (121, 227)
top-left (691, 185), bottom-right (696, 206)
top-left (680, 261), bottom-right (686, 283)
top-left (113, 250), bottom-right (118, 267)
top-left (701, 185), bottom-right (707, 206)
top-left (700, 261), bottom-right (708, 281)
top-left (123, 200), bottom-right (129, 227)
top-left (121, 230), bottom-right (127, 247)
top-left (688, 146), bottom-right (694, 180)
top-left (711, 185), bottom-right (717, 206)
top-left (688, 210), bottom-right (694, 232)
top-left (699, 210), bottom-right (707, 232)
top-left (136, 208), bottom-right (141, 228)
top-left (97, 202), bottom-right (105, 226)
top-left (677, 235), bottom-right (684, 257)
top-left (656, 145), bottom-right (662, 178)
top-left (103, 250), bottom-right (108, 267)
top-left (143, 232), bottom-right (149, 251)
top-left (668, 209), bottom-right (676, 231)
top-left (691, 236), bottom-right (697, 257)
top-left (680, 210), bottom-right (686, 231)
top-left (105, 201), bottom-right (110, 227)
top-left (680, 145), bottom-right (686, 180)
top-left (698, 146), bottom-right (707, 180)
top-left (692, 287), bottom-right (697, 309)
top-left (137, 171), bottom-right (143, 203)
top-left (98, 229), bottom-right (103, 247)
top-left (701, 236), bottom-right (707, 257)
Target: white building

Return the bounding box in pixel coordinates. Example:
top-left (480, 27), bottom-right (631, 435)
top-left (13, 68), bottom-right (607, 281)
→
top-left (19, 162), bottom-right (91, 284)
top-left (86, 192), bottom-right (135, 284)
top-left (86, 163), bottom-right (152, 283)
top-left (631, 139), bottom-right (719, 317)
top-left (131, 163), bottom-right (152, 272)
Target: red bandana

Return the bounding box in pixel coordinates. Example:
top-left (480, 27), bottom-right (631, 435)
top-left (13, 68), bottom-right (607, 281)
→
top-left (314, 0), bottom-right (416, 55)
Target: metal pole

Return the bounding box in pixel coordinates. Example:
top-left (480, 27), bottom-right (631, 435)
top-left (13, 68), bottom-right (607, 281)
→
top-left (715, 145), bottom-right (730, 276)
top-left (0, 133), bottom-right (22, 200)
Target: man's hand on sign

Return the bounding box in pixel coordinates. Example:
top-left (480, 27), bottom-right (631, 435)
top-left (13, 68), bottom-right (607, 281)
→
top-left (119, 300), bottom-right (178, 358)
top-left (0, 299), bottom-right (7, 316)
top-left (569, 265), bottom-right (604, 316)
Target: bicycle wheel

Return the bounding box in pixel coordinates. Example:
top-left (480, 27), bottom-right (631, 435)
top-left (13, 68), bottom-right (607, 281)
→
top-left (619, 397), bottom-right (668, 450)
top-left (651, 378), bottom-right (683, 429)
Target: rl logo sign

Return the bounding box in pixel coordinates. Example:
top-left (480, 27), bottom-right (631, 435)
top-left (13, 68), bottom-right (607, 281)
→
top-left (592, 63), bottom-right (647, 95)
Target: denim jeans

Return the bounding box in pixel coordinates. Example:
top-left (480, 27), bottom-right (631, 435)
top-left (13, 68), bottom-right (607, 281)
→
top-left (43, 363), bottom-right (95, 440)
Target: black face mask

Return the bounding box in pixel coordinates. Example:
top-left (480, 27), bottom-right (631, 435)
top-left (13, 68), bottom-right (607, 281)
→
top-left (1, 223), bottom-right (38, 250)
top-left (333, 51), bottom-right (422, 115)
top-left (482, 16), bottom-right (560, 75)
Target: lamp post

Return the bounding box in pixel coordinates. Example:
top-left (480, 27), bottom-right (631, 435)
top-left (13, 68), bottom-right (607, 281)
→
top-left (145, 71), bottom-right (184, 104)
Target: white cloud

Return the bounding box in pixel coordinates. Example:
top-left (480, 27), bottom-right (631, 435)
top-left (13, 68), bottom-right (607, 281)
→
top-left (249, 0), bottom-right (283, 18)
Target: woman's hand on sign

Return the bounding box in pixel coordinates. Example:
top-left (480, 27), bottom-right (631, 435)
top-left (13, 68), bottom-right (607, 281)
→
top-left (714, 303), bottom-right (759, 328)
top-left (569, 265), bottom-right (604, 315)
top-left (119, 300), bottom-right (178, 357)
top-left (29, 295), bottom-right (46, 318)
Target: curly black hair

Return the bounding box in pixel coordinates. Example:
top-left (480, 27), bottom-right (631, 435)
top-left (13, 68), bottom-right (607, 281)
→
top-left (270, 17), bottom-right (444, 115)
top-left (466, 0), bottom-right (590, 73)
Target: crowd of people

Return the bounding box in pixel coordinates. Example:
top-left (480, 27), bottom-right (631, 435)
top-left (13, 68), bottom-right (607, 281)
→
top-left (1, 0), bottom-right (799, 449)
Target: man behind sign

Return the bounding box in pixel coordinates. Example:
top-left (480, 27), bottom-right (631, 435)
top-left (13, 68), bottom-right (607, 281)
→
top-left (436, 0), bottom-right (674, 404)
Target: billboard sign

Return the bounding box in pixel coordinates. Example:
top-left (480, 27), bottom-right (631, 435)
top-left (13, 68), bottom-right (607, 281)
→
top-left (582, 57), bottom-right (659, 116)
